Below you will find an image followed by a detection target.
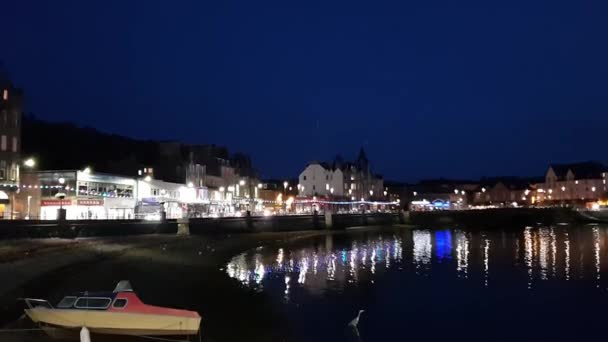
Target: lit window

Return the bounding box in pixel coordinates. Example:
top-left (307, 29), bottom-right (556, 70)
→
top-left (138, 170), bottom-right (142, 176)
top-left (0, 135), bottom-right (6, 151)
top-left (326, 183), bottom-right (329, 190)
top-left (11, 137), bottom-right (17, 152)
top-left (144, 168), bottom-right (147, 173)
top-left (148, 168), bottom-right (153, 173)
top-left (2, 89), bottom-right (7, 100)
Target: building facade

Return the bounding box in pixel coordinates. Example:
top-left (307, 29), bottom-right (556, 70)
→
top-left (535, 162), bottom-right (608, 204)
top-left (0, 74), bottom-right (22, 218)
top-left (15, 170), bottom-right (210, 220)
top-left (298, 148), bottom-right (384, 200)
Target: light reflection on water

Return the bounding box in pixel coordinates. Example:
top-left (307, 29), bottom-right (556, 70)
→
top-left (227, 226), bottom-right (608, 295)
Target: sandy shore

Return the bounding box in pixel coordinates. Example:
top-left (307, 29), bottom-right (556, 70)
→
top-left (0, 230), bottom-right (342, 342)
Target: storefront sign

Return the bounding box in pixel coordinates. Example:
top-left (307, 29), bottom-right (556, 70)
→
top-left (41, 199), bottom-right (72, 206)
top-left (77, 199), bottom-right (104, 206)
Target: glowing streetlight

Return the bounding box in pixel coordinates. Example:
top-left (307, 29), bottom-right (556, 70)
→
top-left (548, 189), bottom-right (553, 194)
top-left (187, 182), bottom-right (194, 188)
top-left (413, 191), bottom-right (417, 196)
top-left (239, 180), bottom-right (246, 186)
top-left (461, 190), bottom-right (465, 195)
top-left (219, 186), bottom-right (225, 192)
top-left (383, 190), bottom-right (388, 196)
top-left (283, 181), bottom-right (288, 189)
top-left (257, 183), bottom-right (263, 189)
top-left (592, 187), bottom-right (596, 192)
top-left (58, 177), bottom-right (65, 185)
top-left (144, 175), bottom-right (152, 182)
top-left (369, 190), bottom-right (373, 196)
top-left (454, 189), bottom-right (459, 194)
top-left (23, 158), bottom-right (36, 168)
top-left (330, 188), bottom-right (334, 194)
top-left (481, 187), bottom-right (486, 193)
top-left (561, 186), bottom-right (566, 192)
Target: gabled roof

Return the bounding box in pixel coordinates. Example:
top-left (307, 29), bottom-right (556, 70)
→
top-left (550, 162), bottom-right (607, 180)
top-left (479, 176), bottom-right (541, 190)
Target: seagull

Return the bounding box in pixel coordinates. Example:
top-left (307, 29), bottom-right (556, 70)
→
top-left (348, 310), bottom-right (365, 328)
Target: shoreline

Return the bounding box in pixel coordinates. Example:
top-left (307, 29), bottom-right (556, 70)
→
top-left (0, 226), bottom-right (411, 341)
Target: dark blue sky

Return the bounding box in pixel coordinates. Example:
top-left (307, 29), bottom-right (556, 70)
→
top-left (2, 0), bottom-right (608, 181)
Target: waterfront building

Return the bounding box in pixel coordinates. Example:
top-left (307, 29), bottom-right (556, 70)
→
top-left (0, 73), bottom-right (22, 218)
top-left (408, 179), bottom-right (478, 210)
top-left (16, 170), bottom-right (137, 220)
top-left (298, 148), bottom-right (384, 200)
top-left (472, 177), bottom-right (539, 206)
top-left (15, 169), bottom-right (209, 220)
top-left (535, 162), bottom-right (608, 204)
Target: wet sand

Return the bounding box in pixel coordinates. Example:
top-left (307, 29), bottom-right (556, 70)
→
top-left (0, 230), bottom-right (349, 342)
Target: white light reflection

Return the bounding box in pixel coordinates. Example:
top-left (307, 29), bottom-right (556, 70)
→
top-left (254, 254), bottom-right (265, 285)
top-left (371, 249), bottom-right (376, 275)
top-left (539, 228), bottom-right (549, 280)
top-left (483, 238), bottom-right (490, 287)
top-left (413, 230), bottom-right (432, 271)
top-left (564, 232), bottom-right (570, 281)
top-left (524, 227), bottom-right (533, 289)
top-left (276, 248), bottom-right (284, 265)
top-left (298, 257), bottom-right (309, 284)
top-left (550, 228), bottom-right (557, 278)
top-left (593, 227), bottom-right (600, 288)
top-left (284, 275), bottom-right (291, 302)
top-left (455, 231), bottom-right (469, 278)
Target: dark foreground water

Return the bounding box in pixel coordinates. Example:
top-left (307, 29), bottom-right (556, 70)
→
top-left (226, 225), bottom-right (608, 341)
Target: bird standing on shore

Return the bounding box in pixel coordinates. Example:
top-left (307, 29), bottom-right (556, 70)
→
top-left (348, 309), bottom-right (365, 328)
top-left (347, 309), bottom-right (365, 340)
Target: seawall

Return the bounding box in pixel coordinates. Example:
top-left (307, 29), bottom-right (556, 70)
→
top-left (409, 207), bottom-right (582, 228)
top-left (0, 212), bottom-right (402, 240)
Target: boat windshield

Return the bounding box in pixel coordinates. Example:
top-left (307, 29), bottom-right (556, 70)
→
top-left (56, 296), bottom-right (78, 308)
top-left (74, 297), bottom-right (112, 310)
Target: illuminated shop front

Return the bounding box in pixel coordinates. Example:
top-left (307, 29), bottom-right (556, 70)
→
top-left (135, 178), bottom-right (208, 219)
top-left (22, 170), bottom-right (137, 220)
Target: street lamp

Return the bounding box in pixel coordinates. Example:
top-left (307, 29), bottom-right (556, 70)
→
top-left (239, 180), bottom-right (246, 186)
top-left (23, 158), bottom-right (36, 168)
top-left (58, 177), bottom-right (65, 185)
top-left (187, 182), bottom-right (194, 188)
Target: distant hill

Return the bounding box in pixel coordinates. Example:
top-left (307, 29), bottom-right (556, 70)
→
top-left (21, 115), bottom-right (159, 176)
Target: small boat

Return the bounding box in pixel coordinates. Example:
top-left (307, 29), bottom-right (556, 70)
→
top-left (23, 280), bottom-right (201, 339)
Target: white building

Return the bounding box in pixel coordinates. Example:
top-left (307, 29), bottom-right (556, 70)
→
top-left (298, 163), bottom-right (344, 197)
top-left (298, 148), bottom-right (384, 200)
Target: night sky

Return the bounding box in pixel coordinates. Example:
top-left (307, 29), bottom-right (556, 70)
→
top-left (2, 1), bottom-right (608, 181)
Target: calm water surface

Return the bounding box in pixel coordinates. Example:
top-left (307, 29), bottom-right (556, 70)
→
top-left (227, 225), bottom-right (608, 341)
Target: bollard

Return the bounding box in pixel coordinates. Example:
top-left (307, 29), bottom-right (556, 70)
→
top-left (177, 218), bottom-right (190, 236)
top-left (80, 327), bottom-right (91, 342)
top-left (324, 211), bottom-right (333, 230)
